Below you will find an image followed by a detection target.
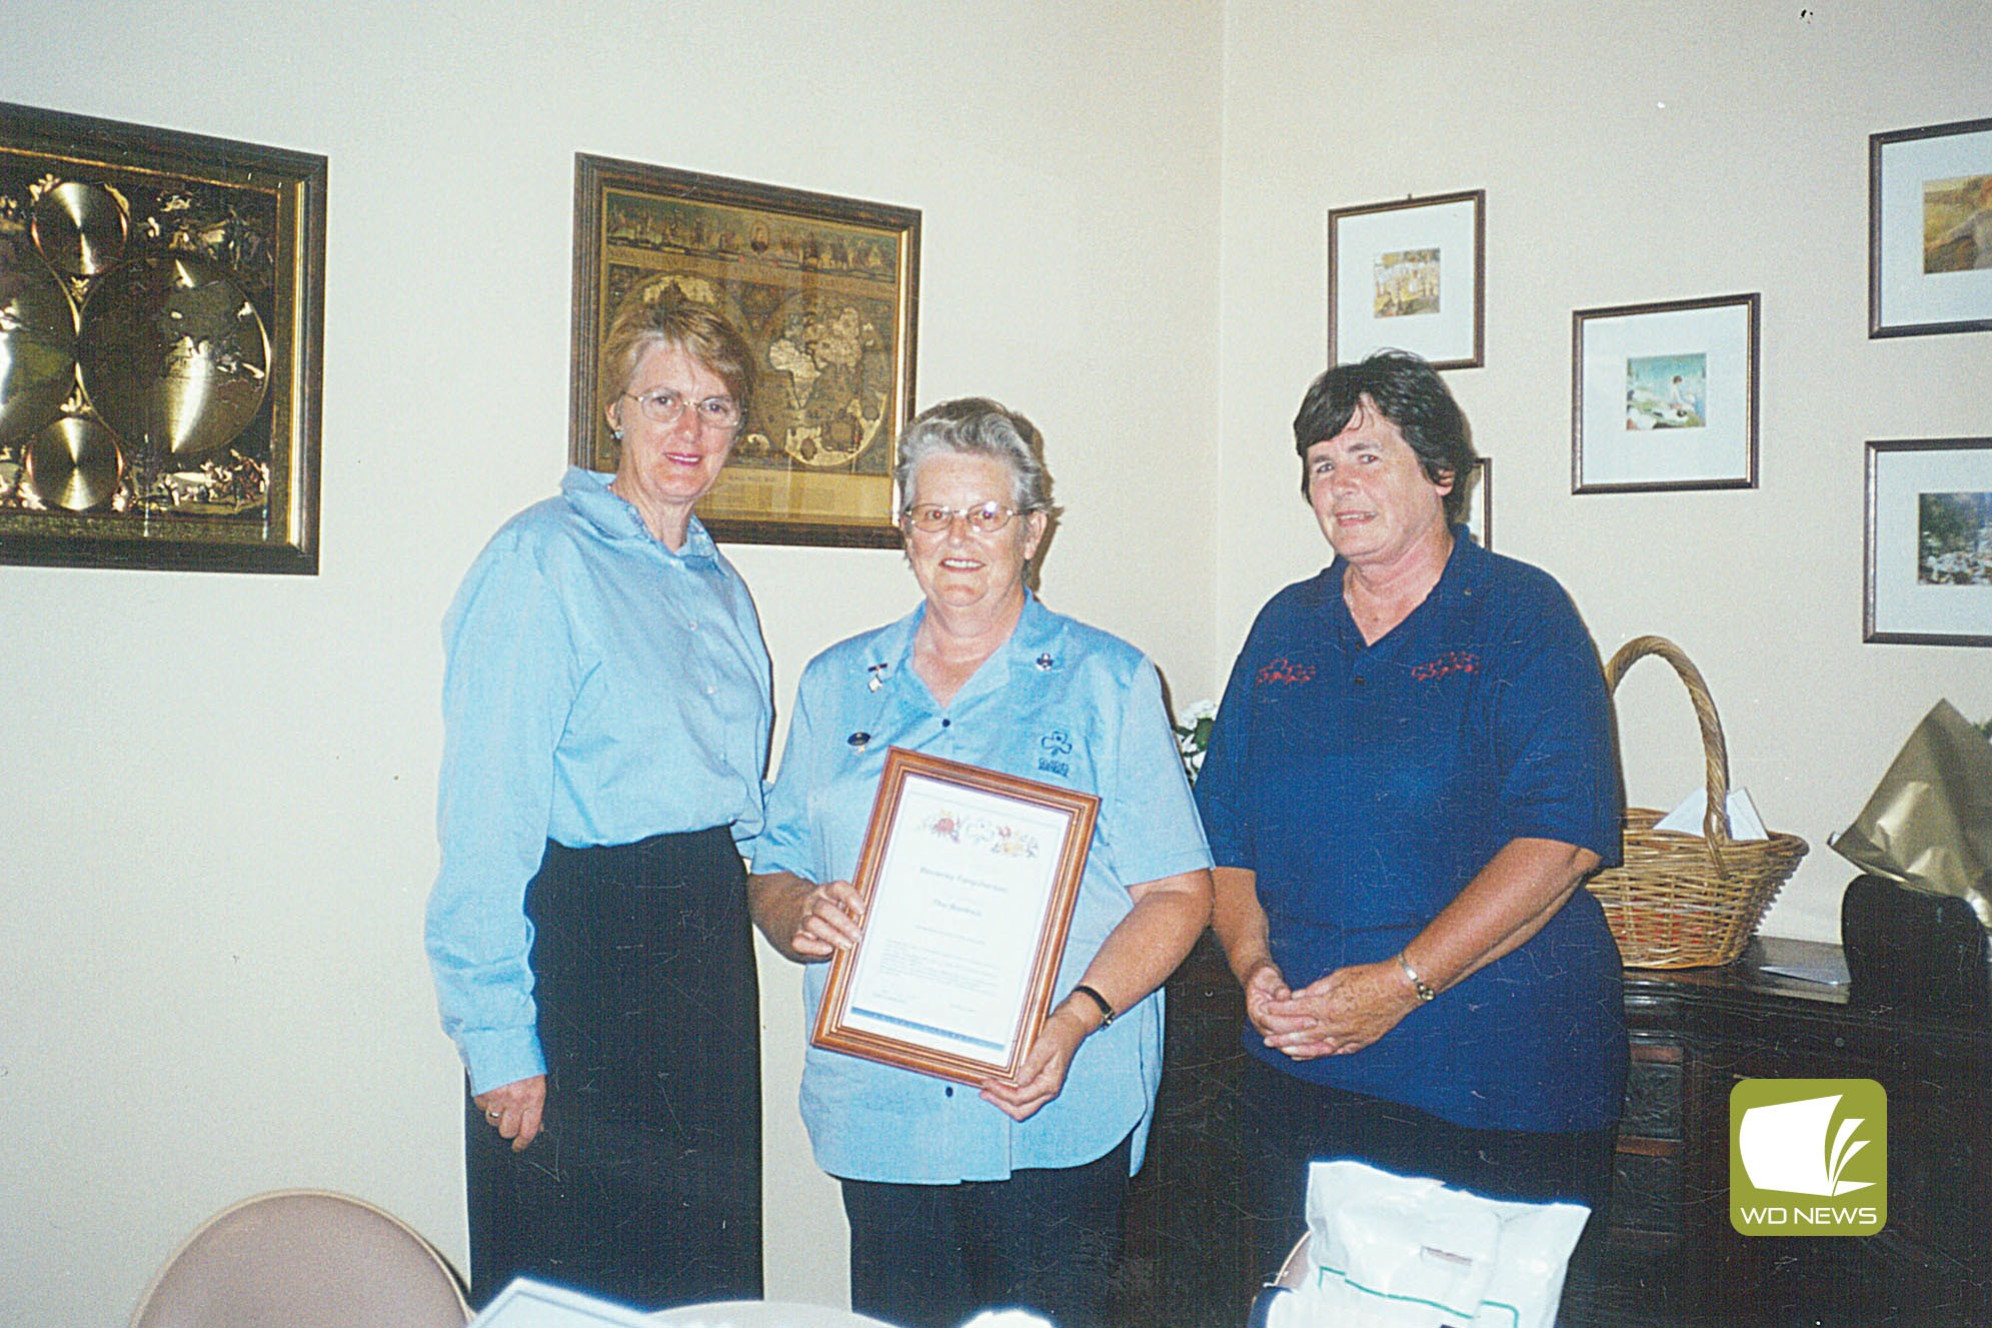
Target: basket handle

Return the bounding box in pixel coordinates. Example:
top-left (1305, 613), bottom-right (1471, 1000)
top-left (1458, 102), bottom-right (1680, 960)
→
top-left (1603, 634), bottom-right (1733, 872)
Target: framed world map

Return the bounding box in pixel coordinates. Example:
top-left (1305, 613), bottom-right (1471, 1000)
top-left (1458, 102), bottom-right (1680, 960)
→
top-left (569, 156), bottom-right (920, 548)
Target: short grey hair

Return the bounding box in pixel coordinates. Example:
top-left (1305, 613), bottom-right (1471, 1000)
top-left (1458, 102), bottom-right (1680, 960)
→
top-left (894, 397), bottom-right (1053, 513)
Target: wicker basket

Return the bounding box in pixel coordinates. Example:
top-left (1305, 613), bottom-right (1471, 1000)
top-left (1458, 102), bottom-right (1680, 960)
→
top-left (1585, 635), bottom-right (1809, 968)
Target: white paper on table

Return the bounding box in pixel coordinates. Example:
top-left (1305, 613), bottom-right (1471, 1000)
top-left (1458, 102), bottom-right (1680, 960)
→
top-left (472, 1277), bottom-right (654, 1328)
top-left (1655, 785), bottom-right (1768, 840)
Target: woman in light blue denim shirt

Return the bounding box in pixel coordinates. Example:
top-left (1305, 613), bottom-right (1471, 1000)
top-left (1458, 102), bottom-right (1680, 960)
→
top-left (427, 296), bottom-right (772, 1310)
top-left (751, 398), bottom-right (1213, 1328)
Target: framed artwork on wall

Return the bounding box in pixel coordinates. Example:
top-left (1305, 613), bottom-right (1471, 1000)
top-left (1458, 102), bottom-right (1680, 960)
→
top-left (1327, 189), bottom-right (1484, 370)
top-left (1865, 437), bottom-right (1992, 647)
top-left (1572, 293), bottom-right (1759, 494)
top-left (0, 102), bottom-right (326, 574)
top-left (1870, 115), bottom-right (1992, 338)
top-left (570, 155), bottom-right (920, 548)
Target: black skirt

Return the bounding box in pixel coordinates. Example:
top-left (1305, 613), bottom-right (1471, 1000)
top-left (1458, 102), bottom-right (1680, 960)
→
top-left (466, 826), bottom-right (762, 1309)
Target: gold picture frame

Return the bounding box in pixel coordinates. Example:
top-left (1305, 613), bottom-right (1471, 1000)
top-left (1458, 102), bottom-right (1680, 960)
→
top-left (814, 748), bottom-right (1098, 1087)
top-left (0, 102), bottom-right (326, 573)
top-left (569, 156), bottom-right (920, 548)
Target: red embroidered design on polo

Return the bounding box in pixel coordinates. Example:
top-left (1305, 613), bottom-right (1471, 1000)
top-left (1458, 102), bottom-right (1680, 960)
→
top-left (1411, 651), bottom-right (1480, 682)
top-left (1256, 657), bottom-right (1316, 685)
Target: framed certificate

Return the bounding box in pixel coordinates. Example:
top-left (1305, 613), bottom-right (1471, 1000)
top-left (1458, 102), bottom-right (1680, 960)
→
top-left (813, 748), bottom-right (1099, 1086)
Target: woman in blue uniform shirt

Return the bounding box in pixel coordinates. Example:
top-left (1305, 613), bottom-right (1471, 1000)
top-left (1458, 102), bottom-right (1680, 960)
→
top-left (1194, 351), bottom-right (1626, 1282)
top-left (750, 398), bottom-right (1213, 1328)
top-left (425, 297), bottom-right (772, 1308)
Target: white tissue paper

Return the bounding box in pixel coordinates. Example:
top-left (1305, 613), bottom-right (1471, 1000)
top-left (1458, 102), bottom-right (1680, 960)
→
top-left (1654, 785), bottom-right (1768, 840)
top-left (1262, 1160), bottom-right (1590, 1328)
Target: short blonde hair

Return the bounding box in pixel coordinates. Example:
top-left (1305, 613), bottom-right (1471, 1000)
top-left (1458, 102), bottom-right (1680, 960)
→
top-left (598, 293), bottom-right (755, 418)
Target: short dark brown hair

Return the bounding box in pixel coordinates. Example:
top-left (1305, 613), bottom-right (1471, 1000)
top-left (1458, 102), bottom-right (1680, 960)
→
top-left (1292, 350), bottom-right (1476, 524)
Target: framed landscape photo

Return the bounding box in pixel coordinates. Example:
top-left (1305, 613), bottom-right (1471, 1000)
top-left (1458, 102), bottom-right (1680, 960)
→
top-left (813, 748), bottom-right (1098, 1087)
top-left (1327, 189), bottom-right (1484, 370)
top-left (570, 156), bottom-right (920, 548)
top-left (1870, 116), bottom-right (1992, 338)
top-left (1572, 293), bottom-right (1759, 494)
top-left (1865, 438), bottom-right (1992, 646)
top-left (0, 102), bottom-right (326, 573)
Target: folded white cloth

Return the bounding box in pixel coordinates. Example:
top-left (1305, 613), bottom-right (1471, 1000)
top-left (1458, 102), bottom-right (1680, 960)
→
top-left (1655, 785), bottom-right (1768, 840)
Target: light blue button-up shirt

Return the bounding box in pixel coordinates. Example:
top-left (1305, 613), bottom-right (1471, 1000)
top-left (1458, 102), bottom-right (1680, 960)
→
top-left (753, 595), bottom-right (1211, 1183)
top-left (426, 467), bottom-right (773, 1094)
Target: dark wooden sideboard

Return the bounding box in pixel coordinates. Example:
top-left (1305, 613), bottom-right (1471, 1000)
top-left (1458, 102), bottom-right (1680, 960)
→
top-left (1117, 934), bottom-right (1992, 1328)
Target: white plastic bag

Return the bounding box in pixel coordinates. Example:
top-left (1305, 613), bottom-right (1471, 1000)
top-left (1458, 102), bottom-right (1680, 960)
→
top-left (1261, 1160), bottom-right (1590, 1328)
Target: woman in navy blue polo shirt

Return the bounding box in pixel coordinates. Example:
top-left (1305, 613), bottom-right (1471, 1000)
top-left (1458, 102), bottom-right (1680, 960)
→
top-left (1195, 351), bottom-right (1626, 1281)
top-left (750, 398), bottom-right (1213, 1328)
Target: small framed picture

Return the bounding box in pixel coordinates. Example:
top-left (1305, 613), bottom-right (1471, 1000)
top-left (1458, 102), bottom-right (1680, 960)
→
top-left (1327, 190), bottom-right (1484, 370)
top-left (1571, 293), bottom-right (1759, 494)
top-left (1462, 456), bottom-right (1491, 549)
top-left (1870, 116), bottom-right (1992, 338)
top-left (1865, 438), bottom-right (1992, 647)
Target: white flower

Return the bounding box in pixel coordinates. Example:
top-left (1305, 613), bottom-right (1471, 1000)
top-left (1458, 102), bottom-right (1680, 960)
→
top-left (1172, 699), bottom-right (1218, 784)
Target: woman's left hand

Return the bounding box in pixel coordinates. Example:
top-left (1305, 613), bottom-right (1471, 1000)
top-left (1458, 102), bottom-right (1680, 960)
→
top-left (978, 1007), bottom-right (1088, 1122)
top-left (1260, 959), bottom-right (1421, 1059)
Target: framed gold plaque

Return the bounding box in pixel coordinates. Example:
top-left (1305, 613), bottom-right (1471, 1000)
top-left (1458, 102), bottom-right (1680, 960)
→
top-left (813, 748), bottom-right (1098, 1086)
top-left (0, 102), bottom-right (325, 573)
top-left (569, 155), bottom-right (920, 548)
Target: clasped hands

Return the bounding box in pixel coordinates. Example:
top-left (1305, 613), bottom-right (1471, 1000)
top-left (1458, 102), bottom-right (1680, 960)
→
top-left (789, 878), bottom-right (1083, 1123)
top-left (1243, 958), bottom-right (1422, 1060)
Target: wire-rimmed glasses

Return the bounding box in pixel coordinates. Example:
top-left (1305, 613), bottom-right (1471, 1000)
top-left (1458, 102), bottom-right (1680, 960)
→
top-left (620, 388), bottom-right (742, 430)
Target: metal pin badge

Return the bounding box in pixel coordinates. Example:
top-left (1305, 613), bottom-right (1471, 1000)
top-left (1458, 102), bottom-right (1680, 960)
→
top-left (1035, 653), bottom-right (1055, 671)
top-left (867, 662), bottom-right (890, 692)
top-left (847, 731), bottom-right (871, 751)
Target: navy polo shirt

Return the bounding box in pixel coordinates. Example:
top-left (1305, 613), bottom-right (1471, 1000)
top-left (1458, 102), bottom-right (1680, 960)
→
top-left (1195, 533), bottom-right (1626, 1132)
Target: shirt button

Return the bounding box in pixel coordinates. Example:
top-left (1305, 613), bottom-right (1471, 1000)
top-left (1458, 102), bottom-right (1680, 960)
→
top-left (1353, 676), bottom-right (1365, 686)
top-left (944, 1085), bottom-right (954, 1097)
top-left (940, 718), bottom-right (951, 728)
top-left (705, 684), bottom-right (717, 696)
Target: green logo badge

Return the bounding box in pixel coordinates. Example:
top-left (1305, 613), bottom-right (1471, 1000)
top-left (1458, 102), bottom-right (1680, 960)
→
top-left (1730, 1078), bottom-right (1886, 1236)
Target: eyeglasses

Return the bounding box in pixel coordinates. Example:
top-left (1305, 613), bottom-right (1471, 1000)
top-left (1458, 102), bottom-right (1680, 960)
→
top-left (900, 501), bottom-right (1026, 535)
top-left (620, 388), bottom-right (742, 430)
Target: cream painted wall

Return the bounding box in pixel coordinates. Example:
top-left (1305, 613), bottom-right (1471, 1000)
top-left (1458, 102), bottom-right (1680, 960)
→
top-left (0, 4), bottom-right (1221, 1323)
top-left (1217, 1), bottom-right (1991, 945)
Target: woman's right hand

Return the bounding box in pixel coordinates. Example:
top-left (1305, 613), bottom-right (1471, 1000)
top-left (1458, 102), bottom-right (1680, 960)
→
top-left (791, 878), bottom-right (865, 960)
top-left (473, 1074), bottom-right (546, 1152)
top-left (1240, 960), bottom-right (1295, 1041)
top-left (748, 871), bottom-right (866, 963)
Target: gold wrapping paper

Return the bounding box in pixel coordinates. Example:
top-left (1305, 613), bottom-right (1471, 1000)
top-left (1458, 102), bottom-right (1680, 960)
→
top-left (1830, 700), bottom-right (1992, 930)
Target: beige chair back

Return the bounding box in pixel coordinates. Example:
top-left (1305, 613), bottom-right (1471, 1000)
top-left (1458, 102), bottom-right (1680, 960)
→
top-left (129, 1188), bottom-right (470, 1328)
